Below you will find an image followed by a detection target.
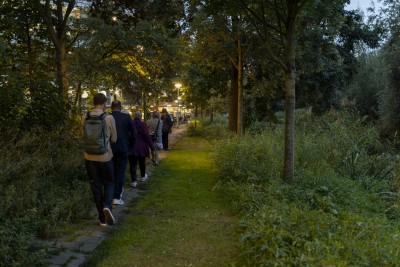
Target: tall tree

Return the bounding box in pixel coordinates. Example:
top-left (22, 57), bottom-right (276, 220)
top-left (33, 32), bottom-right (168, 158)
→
top-left (238, 0), bottom-right (311, 181)
top-left (34, 0), bottom-right (76, 100)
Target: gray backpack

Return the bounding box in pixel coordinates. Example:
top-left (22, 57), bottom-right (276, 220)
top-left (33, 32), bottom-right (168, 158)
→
top-left (83, 112), bottom-right (108, 155)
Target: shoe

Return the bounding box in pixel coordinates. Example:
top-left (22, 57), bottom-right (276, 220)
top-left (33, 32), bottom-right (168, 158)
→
top-left (103, 208), bottom-right (115, 225)
top-left (99, 221), bottom-right (107, 227)
top-left (131, 181), bottom-right (138, 188)
top-left (140, 174), bottom-right (148, 182)
top-left (112, 198), bottom-right (124, 205)
top-left (120, 188), bottom-right (124, 198)
top-left (154, 162), bottom-right (159, 166)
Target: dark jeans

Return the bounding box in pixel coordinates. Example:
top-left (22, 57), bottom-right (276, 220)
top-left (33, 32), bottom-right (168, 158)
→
top-left (112, 152), bottom-right (128, 200)
top-left (162, 132), bottom-right (169, 150)
top-left (129, 155), bottom-right (146, 181)
top-left (85, 159), bottom-right (114, 223)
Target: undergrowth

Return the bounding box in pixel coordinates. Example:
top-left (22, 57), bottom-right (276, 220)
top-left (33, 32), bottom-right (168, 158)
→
top-left (0, 125), bottom-right (91, 266)
top-left (208, 109), bottom-right (400, 266)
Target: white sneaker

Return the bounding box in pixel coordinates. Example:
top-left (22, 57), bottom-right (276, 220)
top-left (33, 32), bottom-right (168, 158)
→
top-left (103, 208), bottom-right (115, 225)
top-left (99, 220), bottom-right (107, 227)
top-left (131, 181), bottom-right (138, 188)
top-left (140, 174), bottom-right (148, 182)
top-left (112, 198), bottom-right (124, 205)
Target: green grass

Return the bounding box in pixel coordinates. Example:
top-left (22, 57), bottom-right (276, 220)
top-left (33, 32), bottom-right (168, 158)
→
top-left (83, 136), bottom-right (239, 266)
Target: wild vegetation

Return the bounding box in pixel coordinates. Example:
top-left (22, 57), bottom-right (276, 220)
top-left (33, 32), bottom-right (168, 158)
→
top-left (0, 125), bottom-right (91, 266)
top-left (2, 0), bottom-right (400, 265)
top-left (190, 111), bottom-right (400, 265)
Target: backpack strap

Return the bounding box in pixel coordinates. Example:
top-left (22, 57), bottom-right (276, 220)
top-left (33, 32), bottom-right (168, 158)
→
top-left (156, 119), bottom-right (160, 132)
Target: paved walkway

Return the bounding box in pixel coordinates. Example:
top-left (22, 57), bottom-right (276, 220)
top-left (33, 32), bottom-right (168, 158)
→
top-left (47, 125), bottom-right (188, 267)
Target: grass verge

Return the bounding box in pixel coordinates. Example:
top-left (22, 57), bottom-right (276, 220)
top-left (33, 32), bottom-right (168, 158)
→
top-left (83, 136), bottom-right (239, 266)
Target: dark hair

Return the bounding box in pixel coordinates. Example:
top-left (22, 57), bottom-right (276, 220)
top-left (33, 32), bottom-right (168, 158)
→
top-left (93, 93), bottom-right (107, 106)
top-left (111, 100), bottom-right (122, 110)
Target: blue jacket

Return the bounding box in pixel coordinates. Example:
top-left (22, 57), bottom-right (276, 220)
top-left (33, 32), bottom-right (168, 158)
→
top-left (111, 111), bottom-right (137, 153)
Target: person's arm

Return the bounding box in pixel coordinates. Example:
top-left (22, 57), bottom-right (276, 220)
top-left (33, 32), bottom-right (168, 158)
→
top-left (143, 122), bottom-right (156, 150)
top-left (129, 118), bottom-right (137, 147)
top-left (108, 115), bottom-right (117, 143)
top-left (157, 120), bottom-right (163, 141)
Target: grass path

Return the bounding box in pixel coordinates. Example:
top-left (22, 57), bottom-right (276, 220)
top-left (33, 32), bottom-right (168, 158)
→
top-left (83, 136), bottom-right (239, 266)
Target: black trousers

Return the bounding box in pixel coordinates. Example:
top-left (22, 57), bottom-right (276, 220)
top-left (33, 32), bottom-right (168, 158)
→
top-left (162, 132), bottom-right (169, 150)
top-left (128, 155), bottom-right (146, 181)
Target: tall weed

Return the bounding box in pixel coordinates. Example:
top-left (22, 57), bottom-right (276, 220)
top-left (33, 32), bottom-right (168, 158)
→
top-left (0, 126), bottom-right (91, 266)
top-left (211, 109), bottom-right (400, 265)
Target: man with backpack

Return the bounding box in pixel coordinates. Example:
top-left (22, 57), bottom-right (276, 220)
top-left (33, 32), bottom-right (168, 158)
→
top-left (83, 93), bottom-right (117, 226)
top-left (110, 100), bottom-right (136, 205)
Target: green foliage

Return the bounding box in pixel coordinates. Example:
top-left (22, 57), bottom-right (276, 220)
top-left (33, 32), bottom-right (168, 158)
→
top-left (188, 116), bottom-right (234, 139)
top-left (345, 52), bottom-right (387, 120)
top-left (0, 126), bottom-right (91, 266)
top-left (211, 110), bottom-right (400, 265)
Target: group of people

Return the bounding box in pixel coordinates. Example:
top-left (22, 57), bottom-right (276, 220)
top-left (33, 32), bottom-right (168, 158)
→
top-left (83, 93), bottom-right (174, 226)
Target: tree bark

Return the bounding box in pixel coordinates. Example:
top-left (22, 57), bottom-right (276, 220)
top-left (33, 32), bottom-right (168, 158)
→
top-left (282, 25), bottom-right (297, 182)
top-left (229, 62), bottom-right (239, 132)
top-left (237, 36), bottom-right (244, 137)
top-left (283, 70), bottom-right (295, 181)
top-left (55, 45), bottom-right (68, 95)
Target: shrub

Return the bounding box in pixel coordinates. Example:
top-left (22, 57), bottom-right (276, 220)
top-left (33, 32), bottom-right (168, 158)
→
top-left (188, 115), bottom-right (234, 140)
top-left (211, 110), bottom-right (400, 265)
top-left (0, 126), bottom-right (91, 266)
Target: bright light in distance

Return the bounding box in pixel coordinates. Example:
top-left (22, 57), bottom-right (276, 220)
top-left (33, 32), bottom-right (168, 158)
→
top-left (174, 83), bottom-right (182, 89)
top-left (82, 91), bottom-right (89, 99)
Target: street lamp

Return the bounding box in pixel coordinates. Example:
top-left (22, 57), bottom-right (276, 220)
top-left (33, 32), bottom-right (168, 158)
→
top-left (175, 83), bottom-right (182, 127)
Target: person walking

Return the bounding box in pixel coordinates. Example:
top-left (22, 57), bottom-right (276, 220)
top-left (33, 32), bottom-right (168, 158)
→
top-left (161, 108), bottom-right (173, 151)
top-left (147, 111), bottom-right (163, 166)
top-left (83, 93), bottom-right (117, 226)
top-left (129, 111), bottom-right (155, 188)
top-left (110, 100), bottom-right (137, 206)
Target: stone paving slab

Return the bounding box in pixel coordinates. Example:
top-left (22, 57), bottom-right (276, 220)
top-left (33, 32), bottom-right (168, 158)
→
top-left (46, 124), bottom-right (187, 266)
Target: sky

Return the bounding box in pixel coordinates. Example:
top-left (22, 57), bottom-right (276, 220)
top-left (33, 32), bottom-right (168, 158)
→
top-left (346, 0), bottom-right (382, 12)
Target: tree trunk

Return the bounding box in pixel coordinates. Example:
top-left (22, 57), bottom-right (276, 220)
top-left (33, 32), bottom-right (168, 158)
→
top-left (237, 36), bottom-right (244, 137)
top-left (283, 70), bottom-right (295, 181)
top-left (210, 109), bottom-right (214, 123)
top-left (74, 82), bottom-right (82, 106)
top-left (55, 45), bottom-right (68, 95)
top-left (283, 29), bottom-right (297, 182)
top-left (229, 62), bottom-right (238, 132)
top-left (142, 90), bottom-right (147, 120)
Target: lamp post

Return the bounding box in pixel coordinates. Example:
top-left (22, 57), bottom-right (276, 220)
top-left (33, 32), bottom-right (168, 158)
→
top-left (175, 83), bottom-right (182, 127)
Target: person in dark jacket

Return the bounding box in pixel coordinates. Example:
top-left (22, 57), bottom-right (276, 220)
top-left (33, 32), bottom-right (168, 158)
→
top-left (111, 100), bottom-right (137, 205)
top-left (161, 108), bottom-right (173, 151)
top-left (129, 111), bottom-right (155, 187)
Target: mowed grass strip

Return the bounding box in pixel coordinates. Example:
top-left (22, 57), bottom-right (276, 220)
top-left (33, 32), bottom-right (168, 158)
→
top-left (83, 136), bottom-right (239, 266)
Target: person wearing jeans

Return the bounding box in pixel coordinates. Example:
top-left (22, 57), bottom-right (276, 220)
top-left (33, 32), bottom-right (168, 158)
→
top-left (85, 160), bottom-right (115, 224)
top-left (129, 111), bottom-right (155, 187)
top-left (147, 111), bottom-right (163, 165)
top-left (83, 93), bottom-right (117, 226)
top-left (111, 100), bottom-right (137, 205)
